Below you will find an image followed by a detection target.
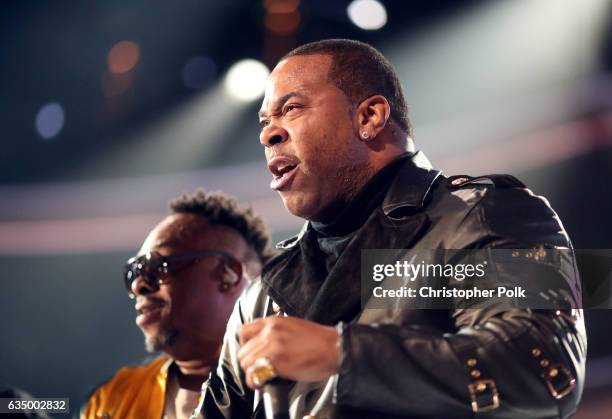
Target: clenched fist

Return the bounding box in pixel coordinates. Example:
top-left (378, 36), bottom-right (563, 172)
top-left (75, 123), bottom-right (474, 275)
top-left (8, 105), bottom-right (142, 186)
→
top-left (237, 316), bottom-right (340, 389)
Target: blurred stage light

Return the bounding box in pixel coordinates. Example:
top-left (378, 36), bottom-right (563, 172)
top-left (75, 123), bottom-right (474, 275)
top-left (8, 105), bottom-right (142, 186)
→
top-left (347, 0), bottom-right (387, 30)
top-left (108, 40), bottom-right (140, 74)
top-left (265, 11), bottom-right (301, 36)
top-left (263, 0), bottom-right (300, 14)
top-left (224, 59), bottom-right (270, 101)
top-left (182, 56), bottom-right (217, 90)
top-left (86, 84), bottom-right (256, 177)
top-left (263, 0), bottom-right (301, 35)
top-left (102, 71), bottom-right (134, 98)
top-left (35, 102), bottom-right (65, 140)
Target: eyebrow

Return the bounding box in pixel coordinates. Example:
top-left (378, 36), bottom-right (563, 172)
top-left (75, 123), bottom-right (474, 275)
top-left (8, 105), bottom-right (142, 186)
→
top-left (151, 239), bottom-right (180, 251)
top-left (258, 92), bottom-right (306, 118)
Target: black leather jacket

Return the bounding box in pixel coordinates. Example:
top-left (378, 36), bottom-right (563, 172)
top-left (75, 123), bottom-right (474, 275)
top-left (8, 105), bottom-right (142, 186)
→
top-left (200, 151), bottom-right (587, 419)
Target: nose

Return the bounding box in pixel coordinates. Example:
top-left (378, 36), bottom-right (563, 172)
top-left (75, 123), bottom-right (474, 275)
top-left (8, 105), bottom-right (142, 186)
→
top-left (260, 123), bottom-right (289, 148)
top-left (131, 274), bottom-right (158, 297)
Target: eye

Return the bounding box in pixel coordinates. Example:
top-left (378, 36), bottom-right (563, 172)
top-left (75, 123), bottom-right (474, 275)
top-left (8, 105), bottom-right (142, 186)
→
top-left (283, 103), bottom-right (301, 114)
top-left (259, 119), bottom-right (270, 128)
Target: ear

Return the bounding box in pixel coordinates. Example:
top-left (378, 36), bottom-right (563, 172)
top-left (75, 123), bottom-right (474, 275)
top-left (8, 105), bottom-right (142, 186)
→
top-left (353, 95), bottom-right (390, 141)
top-left (218, 258), bottom-right (243, 293)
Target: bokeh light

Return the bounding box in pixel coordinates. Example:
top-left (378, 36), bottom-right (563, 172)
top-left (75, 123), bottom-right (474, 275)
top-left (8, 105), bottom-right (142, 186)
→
top-left (182, 56), bottom-right (217, 90)
top-left (107, 40), bottom-right (141, 74)
top-left (224, 59), bottom-right (270, 101)
top-left (35, 102), bottom-right (65, 140)
top-left (263, 0), bottom-right (300, 14)
top-left (265, 11), bottom-right (301, 36)
top-left (101, 71), bottom-right (134, 98)
top-left (263, 0), bottom-right (301, 36)
top-left (347, 0), bottom-right (387, 31)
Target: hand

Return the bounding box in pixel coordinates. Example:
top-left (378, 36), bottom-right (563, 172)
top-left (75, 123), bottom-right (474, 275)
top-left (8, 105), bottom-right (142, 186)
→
top-left (237, 316), bottom-right (340, 389)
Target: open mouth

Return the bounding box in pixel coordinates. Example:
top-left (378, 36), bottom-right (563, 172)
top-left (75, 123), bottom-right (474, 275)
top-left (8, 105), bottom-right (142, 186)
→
top-left (137, 305), bottom-right (161, 315)
top-left (268, 156), bottom-right (299, 191)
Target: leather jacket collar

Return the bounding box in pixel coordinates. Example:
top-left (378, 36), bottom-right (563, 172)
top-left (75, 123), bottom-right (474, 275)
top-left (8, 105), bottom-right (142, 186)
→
top-left (382, 150), bottom-right (441, 216)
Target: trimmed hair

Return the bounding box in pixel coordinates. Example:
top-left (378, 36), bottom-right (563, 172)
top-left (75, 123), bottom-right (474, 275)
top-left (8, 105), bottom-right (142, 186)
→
top-left (282, 39), bottom-right (412, 137)
top-left (169, 189), bottom-right (273, 265)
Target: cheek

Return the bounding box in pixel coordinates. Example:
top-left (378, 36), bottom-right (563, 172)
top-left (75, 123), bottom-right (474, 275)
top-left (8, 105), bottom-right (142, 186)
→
top-left (303, 133), bottom-right (351, 176)
top-left (286, 109), bottom-right (354, 173)
top-left (170, 280), bottom-right (225, 320)
top-left (290, 123), bottom-right (329, 163)
top-left (182, 294), bottom-right (234, 338)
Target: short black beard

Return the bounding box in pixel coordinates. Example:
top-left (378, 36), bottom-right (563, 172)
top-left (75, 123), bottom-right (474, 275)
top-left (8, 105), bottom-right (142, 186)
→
top-left (338, 159), bottom-right (375, 204)
top-left (145, 327), bottom-right (178, 353)
top-left (310, 159), bottom-right (375, 223)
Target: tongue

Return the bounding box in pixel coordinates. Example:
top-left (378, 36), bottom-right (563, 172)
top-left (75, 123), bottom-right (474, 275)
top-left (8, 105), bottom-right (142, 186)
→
top-left (270, 165), bottom-right (297, 190)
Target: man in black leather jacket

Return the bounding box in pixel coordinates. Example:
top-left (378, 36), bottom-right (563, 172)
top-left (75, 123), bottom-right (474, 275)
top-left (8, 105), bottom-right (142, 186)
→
top-left (196, 39), bottom-right (586, 419)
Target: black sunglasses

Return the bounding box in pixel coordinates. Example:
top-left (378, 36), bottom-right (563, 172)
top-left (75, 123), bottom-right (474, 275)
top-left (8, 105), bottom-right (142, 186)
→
top-left (123, 250), bottom-right (236, 298)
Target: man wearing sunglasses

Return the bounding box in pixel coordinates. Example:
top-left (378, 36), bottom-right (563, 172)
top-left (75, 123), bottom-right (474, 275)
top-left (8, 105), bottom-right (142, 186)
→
top-left (82, 190), bottom-right (272, 419)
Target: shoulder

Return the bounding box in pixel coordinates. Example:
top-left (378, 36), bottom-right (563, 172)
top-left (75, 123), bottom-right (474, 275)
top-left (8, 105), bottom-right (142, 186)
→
top-left (445, 173), bottom-right (526, 189)
top-left (112, 355), bottom-right (170, 383)
top-left (82, 356), bottom-right (170, 418)
top-left (440, 174), bottom-right (570, 248)
top-left (87, 356), bottom-right (170, 400)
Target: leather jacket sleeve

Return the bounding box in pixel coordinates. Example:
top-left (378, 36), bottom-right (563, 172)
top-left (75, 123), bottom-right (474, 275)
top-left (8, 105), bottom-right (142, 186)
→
top-left (201, 283), bottom-right (263, 419)
top-left (334, 185), bottom-right (587, 418)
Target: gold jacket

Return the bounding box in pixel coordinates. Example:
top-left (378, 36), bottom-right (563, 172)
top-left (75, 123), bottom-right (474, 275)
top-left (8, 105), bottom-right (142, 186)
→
top-left (82, 356), bottom-right (172, 419)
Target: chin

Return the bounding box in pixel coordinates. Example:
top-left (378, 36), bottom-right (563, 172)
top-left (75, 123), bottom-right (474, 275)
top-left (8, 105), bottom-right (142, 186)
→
top-left (144, 327), bottom-right (178, 353)
top-left (282, 193), bottom-right (312, 219)
top-left (282, 193), bottom-right (329, 221)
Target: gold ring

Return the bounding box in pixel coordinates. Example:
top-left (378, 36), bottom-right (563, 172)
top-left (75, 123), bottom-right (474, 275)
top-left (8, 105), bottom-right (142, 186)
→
top-left (251, 357), bottom-right (277, 387)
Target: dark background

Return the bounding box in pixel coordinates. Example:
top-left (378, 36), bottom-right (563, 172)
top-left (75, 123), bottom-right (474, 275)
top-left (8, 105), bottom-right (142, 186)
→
top-left (1, 0), bottom-right (611, 416)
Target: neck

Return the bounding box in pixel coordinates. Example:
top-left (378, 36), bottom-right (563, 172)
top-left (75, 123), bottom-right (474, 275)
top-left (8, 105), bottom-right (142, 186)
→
top-left (369, 135), bottom-right (413, 172)
top-left (172, 358), bottom-right (214, 391)
top-left (312, 150), bottom-right (412, 233)
top-left (350, 136), bottom-right (413, 200)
